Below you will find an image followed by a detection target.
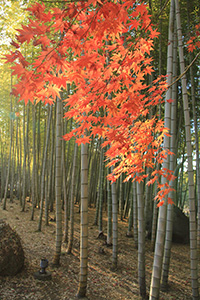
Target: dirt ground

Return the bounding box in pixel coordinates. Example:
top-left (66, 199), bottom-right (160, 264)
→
top-left (0, 199), bottom-right (196, 300)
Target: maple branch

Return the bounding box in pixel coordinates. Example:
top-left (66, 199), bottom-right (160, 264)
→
top-left (168, 51), bottom-right (200, 88)
top-left (31, 5), bottom-right (88, 73)
top-left (32, 1), bottom-right (102, 73)
top-left (155, 0), bottom-right (170, 19)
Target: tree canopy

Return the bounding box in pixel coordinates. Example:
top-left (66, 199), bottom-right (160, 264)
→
top-left (4, 0), bottom-right (177, 204)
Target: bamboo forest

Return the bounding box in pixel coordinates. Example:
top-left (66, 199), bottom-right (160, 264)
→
top-left (0, 0), bottom-right (199, 299)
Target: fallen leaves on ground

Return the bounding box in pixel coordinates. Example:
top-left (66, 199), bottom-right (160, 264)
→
top-left (0, 200), bottom-right (195, 300)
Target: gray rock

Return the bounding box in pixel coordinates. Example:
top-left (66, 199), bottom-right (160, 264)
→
top-left (172, 206), bottom-right (189, 244)
top-left (146, 206), bottom-right (189, 244)
top-left (0, 220), bottom-right (24, 276)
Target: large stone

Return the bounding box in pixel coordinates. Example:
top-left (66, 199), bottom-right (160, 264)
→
top-left (172, 206), bottom-right (189, 244)
top-left (0, 220), bottom-right (24, 276)
top-left (146, 206), bottom-right (189, 244)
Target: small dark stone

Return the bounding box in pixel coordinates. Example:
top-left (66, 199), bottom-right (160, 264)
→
top-left (0, 220), bottom-right (24, 276)
top-left (98, 247), bottom-right (106, 254)
top-left (126, 232), bottom-right (133, 238)
top-left (97, 231), bottom-right (106, 241)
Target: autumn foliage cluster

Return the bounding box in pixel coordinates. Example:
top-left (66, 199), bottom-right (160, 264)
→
top-left (5, 0), bottom-right (175, 204)
top-left (187, 23), bottom-right (200, 52)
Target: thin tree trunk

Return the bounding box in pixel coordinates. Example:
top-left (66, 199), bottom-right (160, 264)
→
top-left (191, 63), bottom-right (200, 248)
top-left (119, 175), bottom-right (124, 220)
top-left (137, 180), bottom-right (146, 299)
top-left (98, 140), bottom-right (104, 234)
top-left (52, 95), bottom-right (63, 266)
top-left (145, 168), bottom-right (152, 230)
top-left (38, 106), bottom-right (52, 231)
top-left (111, 166), bottom-right (118, 270)
top-left (10, 138), bottom-right (15, 203)
top-left (89, 145), bottom-right (99, 207)
top-left (31, 103), bottom-right (36, 220)
top-left (151, 189), bottom-right (158, 252)
top-left (22, 102), bottom-right (30, 212)
top-left (133, 180), bottom-right (138, 248)
top-left (76, 143), bottom-right (88, 298)
top-left (36, 103), bottom-right (41, 207)
top-left (3, 76), bottom-right (13, 210)
top-left (63, 132), bottom-right (69, 243)
top-left (3, 131), bottom-right (12, 210)
top-left (106, 167), bottom-right (112, 246)
top-left (66, 142), bottom-right (78, 253)
top-left (93, 146), bottom-right (101, 226)
top-left (21, 103), bottom-right (26, 211)
top-left (0, 133), bottom-right (5, 202)
top-left (127, 188), bottom-right (133, 237)
top-left (187, 50), bottom-right (200, 248)
top-left (149, 0), bottom-right (174, 298)
top-left (175, 0), bottom-right (199, 297)
top-left (18, 119), bottom-right (22, 204)
top-left (49, 106), bottom-right (56, 212)
top-left (161, 24), bottom-right (178, 289)
top-left (45, 158), bottom-right (49, 226)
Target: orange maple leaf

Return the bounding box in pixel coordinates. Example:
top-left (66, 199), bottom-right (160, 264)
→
top-left (168, 198), bottom-right (174, 205)
top-left (157, 200), bottom-right (164, 208)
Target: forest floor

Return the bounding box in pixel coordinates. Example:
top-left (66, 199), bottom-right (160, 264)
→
top-left (0, 199), bottom-right (196, 300)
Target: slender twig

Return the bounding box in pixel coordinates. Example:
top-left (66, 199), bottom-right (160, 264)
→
top-left (155, 0), bottom-right (170, 19)
top-left (168, 51), bottom-right (200, 88)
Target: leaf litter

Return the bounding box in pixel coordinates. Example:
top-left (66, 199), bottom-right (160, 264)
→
top-left (0, 201), bottom-right (195, 300)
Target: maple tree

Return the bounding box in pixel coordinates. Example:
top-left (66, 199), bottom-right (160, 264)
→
top-left (4, 0), bottom-right (173, 204)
